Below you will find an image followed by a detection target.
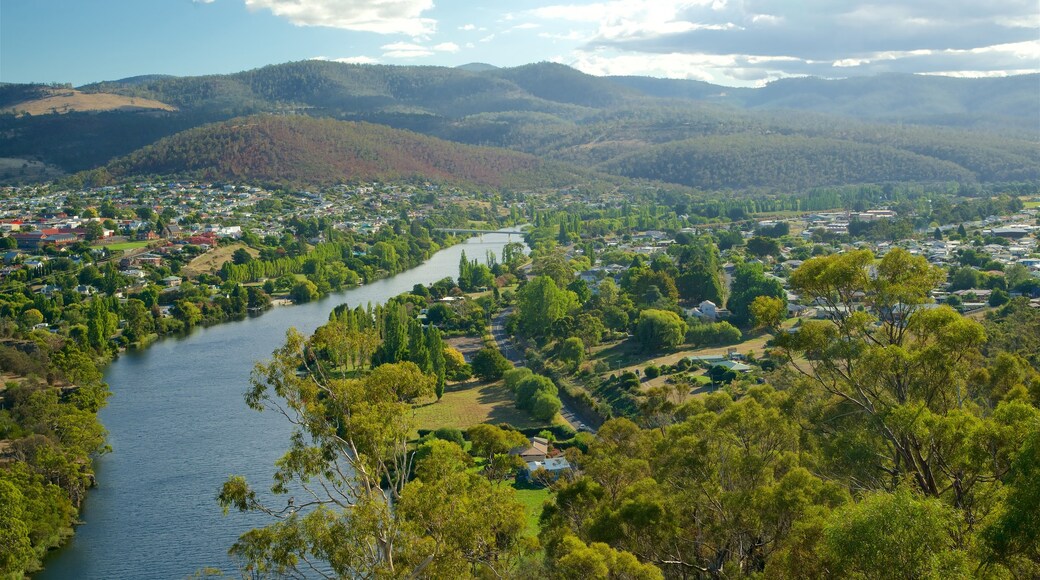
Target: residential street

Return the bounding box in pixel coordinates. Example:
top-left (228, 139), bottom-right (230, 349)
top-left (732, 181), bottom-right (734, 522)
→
top-left (492, 308), bottom-right (595, 434)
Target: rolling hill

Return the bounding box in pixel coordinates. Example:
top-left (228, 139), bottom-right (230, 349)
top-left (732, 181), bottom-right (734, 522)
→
top-left (3, 61), bottom-right (1038, 190)
top-left (94, 114), bottom-right (593, 188)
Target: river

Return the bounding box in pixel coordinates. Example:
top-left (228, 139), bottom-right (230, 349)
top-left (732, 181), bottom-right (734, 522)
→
top-left (39, 230), bottom-right (524, 579)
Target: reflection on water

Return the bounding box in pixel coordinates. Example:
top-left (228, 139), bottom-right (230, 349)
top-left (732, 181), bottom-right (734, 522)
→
top-left (39, 231), bottom-right (523, 579)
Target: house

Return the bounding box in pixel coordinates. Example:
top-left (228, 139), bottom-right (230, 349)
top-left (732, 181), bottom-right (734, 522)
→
top-left (713, 360), bottom-right (752, 373)
top-left (161, 276), bottom-right (182, 287)
top-left (511, 437), bottom-right (549, 463)
top-left (526, 457), bottom-right (572, 480)
top-left (683, 300), bottom-right (730, 322)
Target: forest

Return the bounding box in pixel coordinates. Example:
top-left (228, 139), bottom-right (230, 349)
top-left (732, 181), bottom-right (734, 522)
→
top-left (2, 62), bottom-right (1036, 192)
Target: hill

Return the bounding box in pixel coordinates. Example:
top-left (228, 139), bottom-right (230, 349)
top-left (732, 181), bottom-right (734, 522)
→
top-left (2, 62), bottom-right (1037, 190)
top-left (0, 86), bottom-right (175, 116)
top-left (94, 114), bottom-right (591, 188)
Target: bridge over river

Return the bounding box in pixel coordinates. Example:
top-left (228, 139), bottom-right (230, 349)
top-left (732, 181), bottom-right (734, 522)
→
top-left (434, 228), bottom-right (526, 236)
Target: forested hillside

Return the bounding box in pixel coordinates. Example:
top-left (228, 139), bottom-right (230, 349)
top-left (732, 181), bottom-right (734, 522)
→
top-left (92, 115), bottom-right (590, 188)
top-left (2, 61), bottom-right (1037, 190)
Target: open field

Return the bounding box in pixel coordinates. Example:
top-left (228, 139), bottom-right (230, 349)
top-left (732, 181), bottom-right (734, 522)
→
top-left (91, 240), bottom-right (153, 252)
top-left (0, 157), bottom-right (64, 183)
top-left (590, 332), bottom-right (774, 376)
top-left (181, 243), bottom-right (256, 278)
top-left (512, 483), bottom-right (551, 537)
top-left (2, 89), bottom-right (176, 116)
top-left (411, 380), bottom-right (549, 434)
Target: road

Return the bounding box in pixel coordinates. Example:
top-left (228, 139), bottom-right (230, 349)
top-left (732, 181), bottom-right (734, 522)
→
top-left (491, 308), bottom-right (596, 434)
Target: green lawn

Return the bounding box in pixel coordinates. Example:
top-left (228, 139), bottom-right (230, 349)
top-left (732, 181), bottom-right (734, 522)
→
top-left (411, 380), bottom-right (550, 434)
top-left (512, 482), bottom-right (551, 537)
top-left (92, 240), bottom-right (152, 251)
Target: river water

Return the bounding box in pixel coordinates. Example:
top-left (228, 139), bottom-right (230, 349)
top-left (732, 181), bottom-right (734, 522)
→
top-left (39, 231), bottom-right (523, 579)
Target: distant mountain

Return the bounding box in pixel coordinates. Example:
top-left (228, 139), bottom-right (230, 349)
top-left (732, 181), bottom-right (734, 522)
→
top-left (456, 63), bottom-right (499, 72)
top-left (3, 61), bottom-right (1037, 189)
top-left (93, 114), bottom-right (592, 188)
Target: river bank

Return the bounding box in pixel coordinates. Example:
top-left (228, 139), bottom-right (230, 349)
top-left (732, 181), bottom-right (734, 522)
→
top-left (37, 229), bottom-right (525, 579)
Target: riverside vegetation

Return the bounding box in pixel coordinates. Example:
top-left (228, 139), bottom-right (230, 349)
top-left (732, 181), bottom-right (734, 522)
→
top-left (223, 198), bottom-right (1039, 578)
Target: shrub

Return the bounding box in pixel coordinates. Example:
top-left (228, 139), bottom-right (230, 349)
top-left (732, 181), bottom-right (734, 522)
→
top-left (644, 365), bottom-right (661, 379)
top-left (431, 427), bottom-right (465, 448)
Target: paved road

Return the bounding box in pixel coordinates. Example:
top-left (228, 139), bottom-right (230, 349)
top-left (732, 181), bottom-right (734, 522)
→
top-left (491, 308), bottom-right (595, 434)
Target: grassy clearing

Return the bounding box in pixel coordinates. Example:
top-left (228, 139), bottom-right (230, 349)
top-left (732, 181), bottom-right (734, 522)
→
top-left (92, 240), bottom-right (152, 252)
top-left (411, 380), bottom-right (550, 434)
top-left (181, 242), bottom-right (255, 278)
top-left (512, 482), bottom-right (551, 537)
top-left (589, 332), bottom-right (774, 377)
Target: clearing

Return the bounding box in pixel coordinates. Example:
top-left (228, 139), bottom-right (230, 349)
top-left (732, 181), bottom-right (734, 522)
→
top-left (2, 88), bottom-right (176, 116)
top-left (411, 380), bottom-right (550, 434)
top-left (181, 243), bottom-right (257, 278)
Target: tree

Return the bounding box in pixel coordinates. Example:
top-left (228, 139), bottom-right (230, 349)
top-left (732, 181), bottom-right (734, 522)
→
top-left (443, 346), bottom-right (471, 381)
top-left (18, 308), bottom-right (43, 331)
top-left (516, 276), bottom-right (578, 338)
top-left (634, 309), bottom-right (687, 352)
top-left (818, 488), bottom-right (966, 579)
top-left (220, 331), bottom-right (531, 577)
top-left (466, 424), bottom-right (527, 481)
top-left (471, 347), bottom-right (512, 382)
top-left (778, 248), bottom-right (1027, 520)
top-left (232, 248), bottom-right (253, 265)
top-left (532, 391), bottom-right (563, 421)
top-left (746, 236), bottom-right (781, 258)
top-left (426, 326), bottom-right (446, 400)
top-left (750, 295), bottom-right (786, 332)
top-left (559, 337), bottom-right (585, 371)
top-left (516, 374), bottom-right (558, 411)
top-left (289, 280), bottom-right (319, 303)
top-left (727, 262), bottom-right (785, 327)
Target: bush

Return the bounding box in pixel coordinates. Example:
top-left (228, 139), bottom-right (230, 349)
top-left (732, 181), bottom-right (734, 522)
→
top-left (644, 365), bottom-right (661, 379)
top-left (532, 391), bottom-right (563, 421)
top-left (431, 427), bottom-right (465, 448)
top-left (635, 309), bottom-right (687, 352)
top-left (471, 347), bottom-right (512, 382)
top-left (503, 367), bottom-right (534, 392)
top-left (516, 375), bottom-right (557, 410)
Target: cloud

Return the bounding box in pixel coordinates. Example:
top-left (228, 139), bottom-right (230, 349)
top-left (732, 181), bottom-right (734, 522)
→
top-left (192, 0), bottom-right (216, 4)
top-left (311, 55), bottom-right (380, 64)
top-left (531, 0), bottom-right (1040, 83)
top-left (244, 0), bottom-right (435, 35)
top-left (459, 24), bottom-right (477, 31)
top-left (381, 41), bottom-right (461, 59)
top-left (432, 42), bottom-right (460, 53)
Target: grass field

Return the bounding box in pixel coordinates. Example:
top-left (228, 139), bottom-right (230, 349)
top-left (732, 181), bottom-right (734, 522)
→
top-left (2, 89), bottom-right (175, 116)
top-left (181, 243), bottom-right (256, 277)
top-left (512, 482), bottom-right (551, 537)
top-left (411, 380), bottom-right (549, 434)
top-left (92, 240), bottom-right (152, 251)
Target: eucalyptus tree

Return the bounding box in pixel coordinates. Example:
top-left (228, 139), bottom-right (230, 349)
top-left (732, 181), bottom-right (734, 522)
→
top-left (219, 329), bottom-right (529, 578)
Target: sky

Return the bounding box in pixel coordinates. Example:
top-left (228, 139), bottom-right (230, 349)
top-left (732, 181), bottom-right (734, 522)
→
top-left (2, 0), bottom-right (1038, 87)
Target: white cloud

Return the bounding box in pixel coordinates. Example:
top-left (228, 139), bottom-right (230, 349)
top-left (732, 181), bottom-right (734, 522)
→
top-left (432, 42), bottom-right (460, 53)
top-left (311, 55), bottom-right (381, 64)
top-left (459, 24), bottom-right (477, 31)
top-left (381, 42), bottom-right (433, 58)
top-left (192, 0), bottom-right (216, 4)
top-left (244, 0), bottom-right (436, 35)
top-left (528, 0), bottom-right (1040, 82)
top-left (512, 23), bottom-right (541, 30)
